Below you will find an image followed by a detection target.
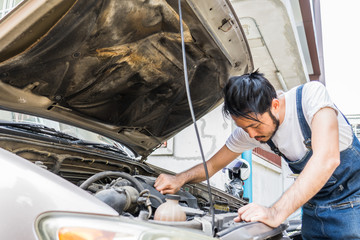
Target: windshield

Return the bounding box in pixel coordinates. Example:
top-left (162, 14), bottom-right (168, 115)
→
top-left (0, 0), bottom-right (23, 20)
top-left (0, 109), bottom-right (136, 158)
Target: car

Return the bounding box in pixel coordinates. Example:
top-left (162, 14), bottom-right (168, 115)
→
top-left (0, 0), bottom-right (292, 239)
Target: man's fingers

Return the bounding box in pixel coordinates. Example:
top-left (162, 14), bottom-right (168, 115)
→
top-left (237, 203), bottom-right (254, 215)
top-left (160, 188), bottom-right (173, 195)
top-left (237, 203), bottom-right (264, 222)
top-left (237, 204), bottom-right (281, 228)
top-left (234, 209), bottom-right (255, 222)
top-left (154, 174), bottom-right (180, 194)
top-left (154, 174), bottom-right (170, 190)
top-left (240, 209), bottom-right (253, 222)
top-left (154, 174), bottom-right (165, 187)
top-left (155, 182), bottom-right (169, 192)
top-left (242, 211), bottom-right (260, 222)
top-left (233, 216), bottom-right (241, 222)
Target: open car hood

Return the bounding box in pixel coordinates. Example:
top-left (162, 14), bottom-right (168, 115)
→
top-left (0, 0), bottom-right (252, 158)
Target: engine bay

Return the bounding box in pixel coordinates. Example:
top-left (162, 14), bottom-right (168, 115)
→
top-left (0, 131), bottom-right (290, 239)
top-left (79, 170), bottom-right (243, 234)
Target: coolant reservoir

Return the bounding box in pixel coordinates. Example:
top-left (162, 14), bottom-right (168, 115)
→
top-left (154, 194), bottom-right (186, 221)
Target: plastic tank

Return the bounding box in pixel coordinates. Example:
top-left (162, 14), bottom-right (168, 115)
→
top-left (154, 194), bottom-right (186, 221)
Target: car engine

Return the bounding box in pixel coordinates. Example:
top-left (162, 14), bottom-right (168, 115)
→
top-left (0, 127), bottom-right (290, 239)
top-left (78, 170), bottom-right (242, 233)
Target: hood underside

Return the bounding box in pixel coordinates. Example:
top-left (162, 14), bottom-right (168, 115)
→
top-left (0, 0), bottom-right (252, 157)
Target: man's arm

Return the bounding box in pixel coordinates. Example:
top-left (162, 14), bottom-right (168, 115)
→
top-left (235, 107), bottom-right (340, 227)
top-left (154, 145), bottom-right (240, 194)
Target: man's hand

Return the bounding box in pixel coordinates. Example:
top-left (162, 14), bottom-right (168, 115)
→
top-left (234, 203), bottom-right (283, 228)
top-left (154, 173), bottom-right (184, 194)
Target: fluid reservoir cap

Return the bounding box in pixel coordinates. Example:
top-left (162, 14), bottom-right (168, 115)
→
top-left (165, 194), bottom-right (181, 201)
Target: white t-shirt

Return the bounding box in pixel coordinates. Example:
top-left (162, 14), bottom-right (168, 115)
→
top-left (225, 81), bottom-right (353, 161)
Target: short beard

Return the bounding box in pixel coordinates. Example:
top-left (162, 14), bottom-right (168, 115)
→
top-left (259, 110), bottom-right (279, 144)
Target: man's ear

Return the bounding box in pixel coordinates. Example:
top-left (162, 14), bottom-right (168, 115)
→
top-left (271, 98), bottom-right (280, 112)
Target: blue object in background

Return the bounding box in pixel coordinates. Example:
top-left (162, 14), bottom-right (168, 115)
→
top-left (242, 150), bottom-right (252, 202)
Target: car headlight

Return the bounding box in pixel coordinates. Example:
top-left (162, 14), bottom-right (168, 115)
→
top-left (36, 212), bottom-right (215, 240)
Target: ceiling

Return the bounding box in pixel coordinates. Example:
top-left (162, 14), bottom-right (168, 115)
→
top-left (230, 0), bottom-right (311, 91)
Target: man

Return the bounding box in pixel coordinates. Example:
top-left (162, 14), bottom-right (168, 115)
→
top-left (154, 71), bottom-right (360, 239)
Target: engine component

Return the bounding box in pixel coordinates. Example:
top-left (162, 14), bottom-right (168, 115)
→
top-left (154, 194), bottom-right (186, 222)
top-left (80, 171), bottom-right (144, 192)
top-left (95, 185), bottom-right (139, 214)
top-left (81, 171), bottom-right (153, 217)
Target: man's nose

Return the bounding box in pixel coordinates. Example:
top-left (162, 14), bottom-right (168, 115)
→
top-left (247, 128), bottom-right (257, 138)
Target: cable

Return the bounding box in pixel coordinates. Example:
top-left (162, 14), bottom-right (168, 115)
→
top-left (177, 0), bottom-right (215, 235)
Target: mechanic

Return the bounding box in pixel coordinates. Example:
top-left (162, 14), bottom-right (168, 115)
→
top-left (154, 70), bottom-right (360, 239)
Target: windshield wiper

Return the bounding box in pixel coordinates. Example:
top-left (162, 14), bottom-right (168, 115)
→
top-left (0, 122), bottom-right (80, 141)
top-left (74, 141), bottom-right (128, 156)
top-left (0, 121), bottom-right (130, 157)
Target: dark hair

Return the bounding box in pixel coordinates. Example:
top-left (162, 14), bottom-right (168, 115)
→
top-left (222, 70), bottom-right (277, 121)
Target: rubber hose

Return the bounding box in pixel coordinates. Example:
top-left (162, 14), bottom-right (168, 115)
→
top-left (149, 194), bottom-right (163, 205)
top-left (80, 171), bottom-right (145, 192)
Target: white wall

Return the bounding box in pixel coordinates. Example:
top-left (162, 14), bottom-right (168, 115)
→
top-left (251, 155), bottom-right (295, 206)
top-left (252, 155), bottom-right (282, 206)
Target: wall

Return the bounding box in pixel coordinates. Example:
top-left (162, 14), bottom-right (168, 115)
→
top-left (252, 155), bottom-right (295, 206)
top-left (252, 155), bottom-right (282, 206)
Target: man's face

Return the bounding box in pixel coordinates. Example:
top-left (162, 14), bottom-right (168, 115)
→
top-left (232, 110), bottom-right (279, 143)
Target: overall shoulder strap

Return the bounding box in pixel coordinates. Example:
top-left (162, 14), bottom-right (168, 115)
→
top-left (296, 85), bottom-right (312, 149)
top-left (266, 139), bottom-right (287, 159)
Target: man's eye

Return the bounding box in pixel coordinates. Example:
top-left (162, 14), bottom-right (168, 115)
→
top-left (254, 124), bottom-right (261, 128)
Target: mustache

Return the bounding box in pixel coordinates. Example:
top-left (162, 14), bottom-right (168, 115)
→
top-left (255, 136), bottom-right (266, 139)
top-left (255, 136), bottom-right (267, 144)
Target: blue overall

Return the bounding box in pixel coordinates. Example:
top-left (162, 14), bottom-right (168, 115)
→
top-left (267, 85), bottom-right (360, 239)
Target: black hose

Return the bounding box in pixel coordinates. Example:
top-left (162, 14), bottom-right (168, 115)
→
top-left (80, 171), bottom-right (145, 192)
top-left (139, 189), bottom-right (163, 205)
top-left (149, 194), bottom-right (164, 205)
top-left (178, 0), bottom-right (215, 235)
